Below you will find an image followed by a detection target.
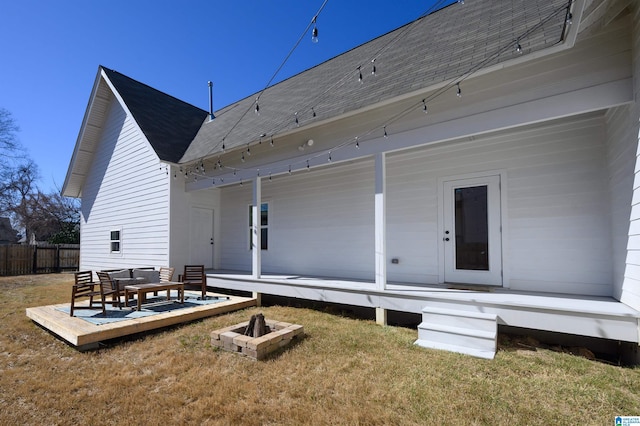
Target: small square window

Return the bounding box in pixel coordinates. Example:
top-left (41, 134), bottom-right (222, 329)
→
top-left (110, 229), bottom-right (121, 253)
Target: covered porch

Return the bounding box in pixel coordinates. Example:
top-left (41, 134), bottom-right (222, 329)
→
top-left (207, 271), bottom-right (640, 359)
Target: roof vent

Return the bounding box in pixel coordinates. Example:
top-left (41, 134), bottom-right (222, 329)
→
top-left (208, 81), bottom-right (215, 121)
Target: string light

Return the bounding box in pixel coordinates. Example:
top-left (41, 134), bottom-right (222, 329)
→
top-left (566, 12), bottom-right (572, 25)
top-left (187, 0), bottom-right (567, 187)
top-left (311, 17), bottom-right (319, 43)
top-left (254, 98), bottom-right (260, 115)
top-left (247, 146), bottom-right (251, 156)
top-left (328, 152), bottom-right (332, 162)
top-left (222, 139), bottom-right (226, 152)
top-left (269, 173), bottom-right (272, 182)
top-left (241, 152), bottom-right (245, 162)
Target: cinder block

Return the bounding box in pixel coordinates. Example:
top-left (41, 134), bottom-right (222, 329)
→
top-left (233, 334), bottom-right (253, 348)
top-left (288, 324), bottom-right (304, 336)
top-left (273, 321), bottom-right (292, 330)
top-left (273, 328), bottom-right (294, 340)
top-left (220, 331), bottom-right (240, 344)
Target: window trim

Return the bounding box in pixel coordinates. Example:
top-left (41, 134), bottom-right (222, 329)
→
top-left (109, 228), bottom-right (122, 254)
top-left (248, 202), bottom-right (269, 251)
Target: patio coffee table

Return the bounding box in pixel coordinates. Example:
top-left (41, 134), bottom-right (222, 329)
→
top-left (124, 282), bottom-right (185, 311)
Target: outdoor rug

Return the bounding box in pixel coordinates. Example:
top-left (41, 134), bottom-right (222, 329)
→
top-left (57, 291), bottom-right (229, 326)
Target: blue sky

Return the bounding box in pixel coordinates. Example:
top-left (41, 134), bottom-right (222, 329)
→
top-left (0, 1), bottom-right (454, 192)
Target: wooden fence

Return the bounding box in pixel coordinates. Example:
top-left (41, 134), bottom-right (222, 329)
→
top-left (0, 244), bottom-right (80, 276)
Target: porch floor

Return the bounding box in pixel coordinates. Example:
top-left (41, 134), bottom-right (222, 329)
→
top-left (26, 290), bottom-right (256, 350)
top-left (207, 271), bottom-right (640, 343)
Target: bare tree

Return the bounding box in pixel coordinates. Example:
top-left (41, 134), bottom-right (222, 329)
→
top-left (0, 108), bottom-right (80, 244)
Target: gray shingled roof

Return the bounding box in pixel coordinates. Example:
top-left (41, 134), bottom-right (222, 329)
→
top-left (102, 67), bottom-right (208, 163)
top-left (181, 0), bottom-right (571, 163)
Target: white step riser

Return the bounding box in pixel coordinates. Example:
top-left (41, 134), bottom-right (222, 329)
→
top-left (421, 313), bottom-right (496, 333)
top-left (415, 306), bottom-right (498, 359)
top-left (417, 324), bottom-right (496, 352)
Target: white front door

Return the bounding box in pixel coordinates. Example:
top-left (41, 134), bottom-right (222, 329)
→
top-left (190, 207), bottom-right (214, 268)
top-left (443, 175), bottom-right (502, 286)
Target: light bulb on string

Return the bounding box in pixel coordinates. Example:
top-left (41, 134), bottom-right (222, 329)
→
top-left (288, 165), bottom-right (292, 175)
top-left (295, 112), bottom-right (299, 127)
top-left (257, 169), bottom-right (260, 177)
top-left (246, 146), bottom-right (251, 156)
top-left (456, 82), bottom-right (462, 98)
top-left (383, 126), bottom-right (388, 138)
top-left (269, 173), bottom-right (272, 182)
top-left (516, 42), bottom-right (522, 54)
top-left (306, 160), bottom-right (310, 170)
top-left (270, 136), bottom-right (274, 147)
top-left (312, 107), bottom-right (316, 118)
top-left (357, 67), bottom-right (363, 83)
top-left (311, 17), bottom-right (319, 43)
top-left (241, 152), bottom-right (245, 163)
top-left (371, 59), bottom-right (376, 76)
top-left (422, 99), bottom-right (428, 114)
top-left (328, 152), bottom-right (332, 162)
top-left (566, 12), bottom-right (572, 25)
top-left (355, 137), bottom-right (360, 149)
top-left (240, 179), bottom-right (243, 186)
top-left (254, 98), bottom-right (260, 115)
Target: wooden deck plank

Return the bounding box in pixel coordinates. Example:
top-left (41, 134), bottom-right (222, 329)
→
top-left (26, 293), bottom-right (256, 348)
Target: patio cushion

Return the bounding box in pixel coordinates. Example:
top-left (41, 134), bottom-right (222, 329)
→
top-left (132, 269), bottom-right (160, 283)
top-left (107, 270), bottom-right (131, 279)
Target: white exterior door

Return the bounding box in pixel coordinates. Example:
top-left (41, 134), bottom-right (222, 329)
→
top-left (443, 175), bottom-right (502, 286)
top-left (190, 207), bottom-right (214, 268)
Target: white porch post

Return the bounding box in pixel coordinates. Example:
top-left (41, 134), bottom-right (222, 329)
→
top-left (375, 152), bottom-right (387, 292)
top-left (252, 177), bottom-right (262, 279)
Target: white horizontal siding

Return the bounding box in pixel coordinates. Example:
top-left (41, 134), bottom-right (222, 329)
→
top-left (386, 114), bottom-right (613, 296)
top-left (605, 105), bottom-right (636, 301)
top-left (621, 2), bottom-right (640, 311)
top-left (220, 161), bottom-right (375, 280)
top-left (79, 98), bottom-right (170, 271)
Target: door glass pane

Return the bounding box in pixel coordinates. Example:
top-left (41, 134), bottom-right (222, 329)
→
top-left (454, 185), bottom-right (489, 271)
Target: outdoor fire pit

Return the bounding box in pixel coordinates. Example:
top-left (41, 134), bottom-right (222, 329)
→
top-left (211, 314), bottom-right (304, 360)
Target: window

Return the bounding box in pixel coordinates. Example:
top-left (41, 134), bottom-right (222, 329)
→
top-left (110, 229), bottom-right (121, 253)
top-left (249, 203), bottom-right (268, 250)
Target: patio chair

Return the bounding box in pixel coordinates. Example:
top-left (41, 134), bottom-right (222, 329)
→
top-left (95, 271), bottom-right (124, 311)
top-left (182, 265), bottom-right (207, 300)
top-left (159, 266), bottom-right (175, 282)
top-left (70, 270), bottom-right (120, 316)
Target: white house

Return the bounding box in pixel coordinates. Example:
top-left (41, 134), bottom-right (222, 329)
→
top-left (63, 0), bottom-right (640, 359)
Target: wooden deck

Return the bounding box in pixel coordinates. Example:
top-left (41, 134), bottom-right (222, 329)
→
top-left (26, 292), bottom-right (256, 350)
